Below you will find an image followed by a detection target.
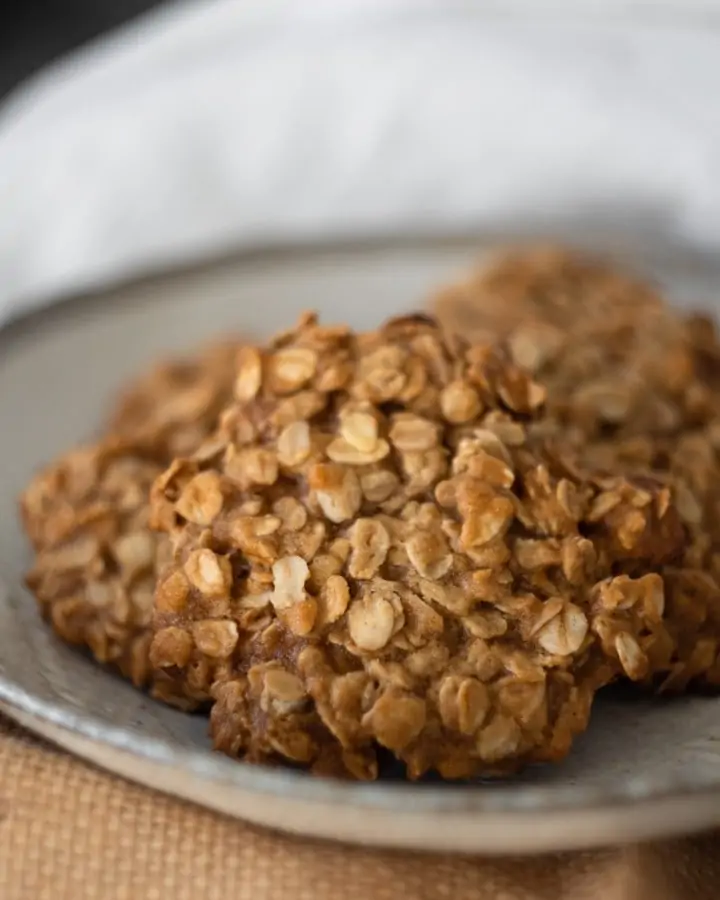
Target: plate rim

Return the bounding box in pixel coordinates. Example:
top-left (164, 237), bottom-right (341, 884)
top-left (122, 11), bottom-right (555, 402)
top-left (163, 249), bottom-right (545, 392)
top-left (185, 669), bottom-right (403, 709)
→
top-left (5, 690), bottom-right (720, 855)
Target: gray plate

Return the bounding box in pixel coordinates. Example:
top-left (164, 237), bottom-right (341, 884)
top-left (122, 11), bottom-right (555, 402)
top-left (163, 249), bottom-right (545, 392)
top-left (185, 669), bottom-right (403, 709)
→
top-left (4, 239), bottom-right (720, 854)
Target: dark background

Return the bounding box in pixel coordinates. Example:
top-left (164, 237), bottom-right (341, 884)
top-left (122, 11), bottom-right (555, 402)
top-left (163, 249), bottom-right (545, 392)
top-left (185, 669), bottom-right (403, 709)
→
top-left (0, 1), bottom-right (166, 101)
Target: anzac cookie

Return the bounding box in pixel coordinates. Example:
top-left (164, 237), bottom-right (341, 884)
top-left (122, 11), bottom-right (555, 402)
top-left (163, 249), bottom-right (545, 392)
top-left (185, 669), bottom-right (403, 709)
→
top-left (21, 439), bottom-right (166, 688)
top-left (433, 246), bottom-right (720, 691)
top-left (108, 339), bottom-right (242, 455)
top-left (431, 246), bottom-right (702, 443)
top-left (20, 340), bottom-right (243, 696)
top-left (149, 313), bottom-right (683, 779)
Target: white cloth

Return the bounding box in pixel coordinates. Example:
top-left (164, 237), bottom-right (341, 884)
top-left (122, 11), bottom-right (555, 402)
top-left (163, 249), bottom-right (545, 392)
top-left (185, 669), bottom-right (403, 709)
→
top-left (2, 0), bottom-right (720, 324)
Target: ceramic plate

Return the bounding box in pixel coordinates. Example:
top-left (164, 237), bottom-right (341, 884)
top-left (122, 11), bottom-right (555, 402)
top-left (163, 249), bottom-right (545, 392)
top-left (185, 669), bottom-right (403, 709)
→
top-left (4, 239), bottom-right (720, 854)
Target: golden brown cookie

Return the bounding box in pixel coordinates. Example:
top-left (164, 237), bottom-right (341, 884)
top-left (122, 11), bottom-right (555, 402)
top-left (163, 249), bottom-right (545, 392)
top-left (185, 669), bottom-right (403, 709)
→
top-left (21, 440), bottom-right (166, 688)
top-left (149, 313), bottom-right (683, 779)
top-left (432, 246), bottom-right (702, 442)
top-left (433, 246), bottom-right (720, 691)
top-left (20, 340), bottom-right (243, 697)
top-left (108, 339), bottom-right (242, 455)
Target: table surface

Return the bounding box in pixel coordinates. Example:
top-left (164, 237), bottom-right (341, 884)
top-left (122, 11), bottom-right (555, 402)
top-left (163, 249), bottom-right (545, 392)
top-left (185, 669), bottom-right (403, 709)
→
top-left (2, 713), bottom-right (720, 900)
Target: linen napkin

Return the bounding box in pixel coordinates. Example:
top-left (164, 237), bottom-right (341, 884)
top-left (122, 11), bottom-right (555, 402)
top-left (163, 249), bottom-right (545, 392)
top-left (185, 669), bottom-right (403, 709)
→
top-left (2, 0), bottom-right (720, 323)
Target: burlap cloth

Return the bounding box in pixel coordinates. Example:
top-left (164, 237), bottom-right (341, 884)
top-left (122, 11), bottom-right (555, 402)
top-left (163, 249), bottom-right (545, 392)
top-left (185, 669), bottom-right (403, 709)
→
top-left (2, 717), bottom-right (720, 900)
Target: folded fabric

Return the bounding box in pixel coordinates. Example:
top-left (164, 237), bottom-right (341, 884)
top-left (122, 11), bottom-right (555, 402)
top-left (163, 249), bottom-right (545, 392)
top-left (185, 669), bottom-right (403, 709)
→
top-left (2, 0), bottom-right (720, 324)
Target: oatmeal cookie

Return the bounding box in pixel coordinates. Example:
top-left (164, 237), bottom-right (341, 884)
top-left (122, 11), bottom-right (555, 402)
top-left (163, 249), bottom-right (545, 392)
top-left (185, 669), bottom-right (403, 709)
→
top-left (21, 439), bottom-right (166, 688)
top-left (150, 313), bottom-right (682, 778)
top-left (433, 246), bottom-right (720, 691)
top-left (108, 339), bottom-right (242, 455)
top-left (432, 246), bottom-right (703, 442)
top-left (20, 340), bottom-right (243, 696)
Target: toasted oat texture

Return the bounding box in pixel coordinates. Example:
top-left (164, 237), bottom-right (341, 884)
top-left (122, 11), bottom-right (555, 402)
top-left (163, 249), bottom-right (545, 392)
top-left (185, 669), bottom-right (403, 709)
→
top-left (108, 340), bottom-right (242, 456)
top-left (433, 246), bottom-right (720, 691)
top-left (150, 313), bottom-right (683, 779)
top-left (21, 440), bottom-right (166, 688)
top-left (432, 246), bottom-right (704, 442)
top-left (20, 341), bottom-right (243, 696)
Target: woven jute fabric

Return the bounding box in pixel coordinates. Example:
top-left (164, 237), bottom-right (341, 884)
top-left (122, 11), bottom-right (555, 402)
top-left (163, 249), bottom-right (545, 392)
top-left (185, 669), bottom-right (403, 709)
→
top-left (0, 716), bottom-right (718, 900)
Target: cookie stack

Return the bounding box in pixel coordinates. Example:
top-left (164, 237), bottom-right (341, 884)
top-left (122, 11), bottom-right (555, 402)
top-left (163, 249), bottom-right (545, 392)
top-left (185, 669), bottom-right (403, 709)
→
top-left (19, 248), bottom-right (720, 780)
